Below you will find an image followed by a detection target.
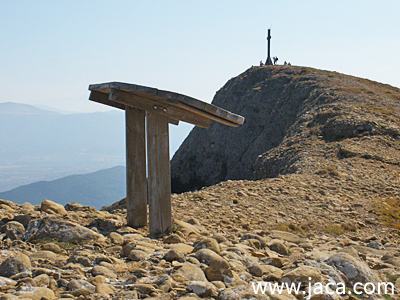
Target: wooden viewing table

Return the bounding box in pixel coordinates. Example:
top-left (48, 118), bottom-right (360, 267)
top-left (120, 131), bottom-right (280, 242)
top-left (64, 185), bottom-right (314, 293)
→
top-left (88, 82), bottom-right (244, 235)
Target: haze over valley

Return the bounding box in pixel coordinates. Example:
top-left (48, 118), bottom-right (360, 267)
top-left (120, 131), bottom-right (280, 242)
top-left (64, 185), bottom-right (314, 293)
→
top-left (0, 102), bottom-right (125, 192)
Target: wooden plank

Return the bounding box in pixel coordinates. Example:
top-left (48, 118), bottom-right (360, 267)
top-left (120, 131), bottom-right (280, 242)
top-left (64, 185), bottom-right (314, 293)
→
top-left (89, 82), bottom-right (245, 125)
top-left (89, 91), bottom-right (125, 110)
top-left (89, 90), bottom-right (179, 126)
top-left (166, 100), bottom-right (241, 127)
top-left (126, 106), bottom-right (147, 228)
top-left (110, 89), bottom-right (211, 129)
top-left (168, 118), bottom-right (179, 126)
top-left (147, 112), bottom-right (172, 236)
top-left (165, 91), bottom-right (244, 124)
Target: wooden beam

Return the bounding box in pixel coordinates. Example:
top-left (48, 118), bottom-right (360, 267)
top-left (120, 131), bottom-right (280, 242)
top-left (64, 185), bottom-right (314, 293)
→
top-left (110, 89), bottom-right (210, 129)
top-left (89, 82), bottom-right (245, 125)
top-left (89, 90), bottom-right (179, 125)
top-left (147, 112), bottom-right (172, 236)
top-left (165, 100), bottom-right (241, 127)
top-left (167, 118), bottom-right (179, 126)
top-left (126, 106), bottom-right (147, 228)
top-left (89, 91), bottom-right (125, 110)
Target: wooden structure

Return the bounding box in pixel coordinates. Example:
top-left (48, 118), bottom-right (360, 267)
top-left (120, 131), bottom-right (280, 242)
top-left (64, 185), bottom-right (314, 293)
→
top-left (88, 82), bottom-right (244, 235)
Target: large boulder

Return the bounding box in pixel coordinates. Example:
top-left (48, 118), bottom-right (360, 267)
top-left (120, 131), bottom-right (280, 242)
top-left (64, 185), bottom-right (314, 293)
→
top-left (25, 215), bottom-right (106, 243)
top-left (326, 252), bottom-right (380, 285)
top-left (91, 266), bottom-right (117, 280)
top-left (187, 281), bottom-right (216, 297)
top-left (29, 250), bottom-right (58, 261)
top-left (5, 221), bottom-right (25, 241)
top-left (16, 287), bottom-right (56, 299)
top-left (41, 199), bottom-right (67, 215)
top-left (67, 279), bottom-right (96, 292)
top-left (192, 237), bottom-right (220, 253)
top-left (195, 249), bottom-right (231, 281)
top-left (268, 239), bottom-right (290, 256)
top-left (195, 249), bottom-right (230, 270)
top-left (0, 252), bottom-right (31, 278)
top-left (281, 266), bottom-right (322, 288)
top-left (175, 262), bottom-right (207, 282)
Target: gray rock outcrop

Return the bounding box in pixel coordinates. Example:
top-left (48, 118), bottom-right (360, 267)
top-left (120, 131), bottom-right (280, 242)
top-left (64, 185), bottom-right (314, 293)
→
top-left (25, 215), bottom-right (106, 243)
top-left (171, 65), bottom-right (400, 192)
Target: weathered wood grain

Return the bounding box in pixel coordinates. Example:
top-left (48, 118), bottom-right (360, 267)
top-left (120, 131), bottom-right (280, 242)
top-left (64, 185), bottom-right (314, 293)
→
top-left (110, 89), bottom-right (209, 128)
top-left (168, 100), bottom-right (240, 127)
top-left (89, 82), bottom-right (245, 126)
top-left (146, 112), bottom-right (172, 236)
top-left (126, 106), bottom-right (147, 228)
top-left (89, 91), bottom-right (125, 110)
top-left (89, 90), bottom-right (179, 125)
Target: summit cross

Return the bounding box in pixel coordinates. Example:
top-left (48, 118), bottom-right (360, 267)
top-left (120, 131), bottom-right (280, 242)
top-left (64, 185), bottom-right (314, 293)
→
top-left (265, 29), bottom-right (273, 65)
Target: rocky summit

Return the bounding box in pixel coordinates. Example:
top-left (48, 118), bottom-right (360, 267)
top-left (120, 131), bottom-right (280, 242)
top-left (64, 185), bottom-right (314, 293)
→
top-left (1, 65), bottom-right (400, 300)
top-left (171, 65), bottom-right (400, 193)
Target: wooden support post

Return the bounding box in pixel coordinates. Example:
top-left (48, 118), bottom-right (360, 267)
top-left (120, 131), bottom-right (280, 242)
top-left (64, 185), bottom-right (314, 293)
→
top-left (89, 82), bottom-right (244, 236)
top-left (126, 106), bottom-right (147, 228)
top-left (146, 112), bottom-right (172, 236)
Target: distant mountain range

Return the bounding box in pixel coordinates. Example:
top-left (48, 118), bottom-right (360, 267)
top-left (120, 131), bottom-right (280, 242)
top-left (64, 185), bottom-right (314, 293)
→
top-left (0, 101), bottom-right (60, 116)
top-left (0, 166), bottom-right (126, 209)
top-left (0, 101), bottom-right (191, 207)
top-left (0, 101), bottom-right (192, 193)
top-left (0, 102), bottom-right (126, 192)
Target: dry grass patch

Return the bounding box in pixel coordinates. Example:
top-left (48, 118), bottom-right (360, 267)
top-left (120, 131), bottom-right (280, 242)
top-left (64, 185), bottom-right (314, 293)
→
top-left (274, 222), bottom-right (305, 234)
top-left (372, 197), bottom-right (400, 230)
top-left (321, 224), bottom-right (344, 236)
top-left (36, 238), bottom-right (87, 251)
top-left (357, 105), bottom-right (399, 118)
top-left (336, 86), bottom-right (375, 95)
top-left (315, 165), bottom-right (340, 177)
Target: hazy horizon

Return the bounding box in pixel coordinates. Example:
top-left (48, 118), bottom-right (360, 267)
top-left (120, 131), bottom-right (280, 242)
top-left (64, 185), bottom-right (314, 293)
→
top-left (2, 1), bottom-right (399, 114)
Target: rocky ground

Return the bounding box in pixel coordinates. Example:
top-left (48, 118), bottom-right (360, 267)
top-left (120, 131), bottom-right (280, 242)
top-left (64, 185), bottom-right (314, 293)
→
top-left (1, 162), bottom-right (400, 300)
top-left (1, 65), bottom-right (400, 299)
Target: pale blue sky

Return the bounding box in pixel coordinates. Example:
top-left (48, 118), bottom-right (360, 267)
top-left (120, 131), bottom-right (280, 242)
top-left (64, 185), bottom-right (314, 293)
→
top-left (1, 1), bottom-right (399, 152)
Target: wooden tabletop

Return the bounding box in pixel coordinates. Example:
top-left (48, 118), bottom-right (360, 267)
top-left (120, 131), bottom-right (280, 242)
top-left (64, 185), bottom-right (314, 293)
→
top-left (88, 82), bottom-right (245, 128)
